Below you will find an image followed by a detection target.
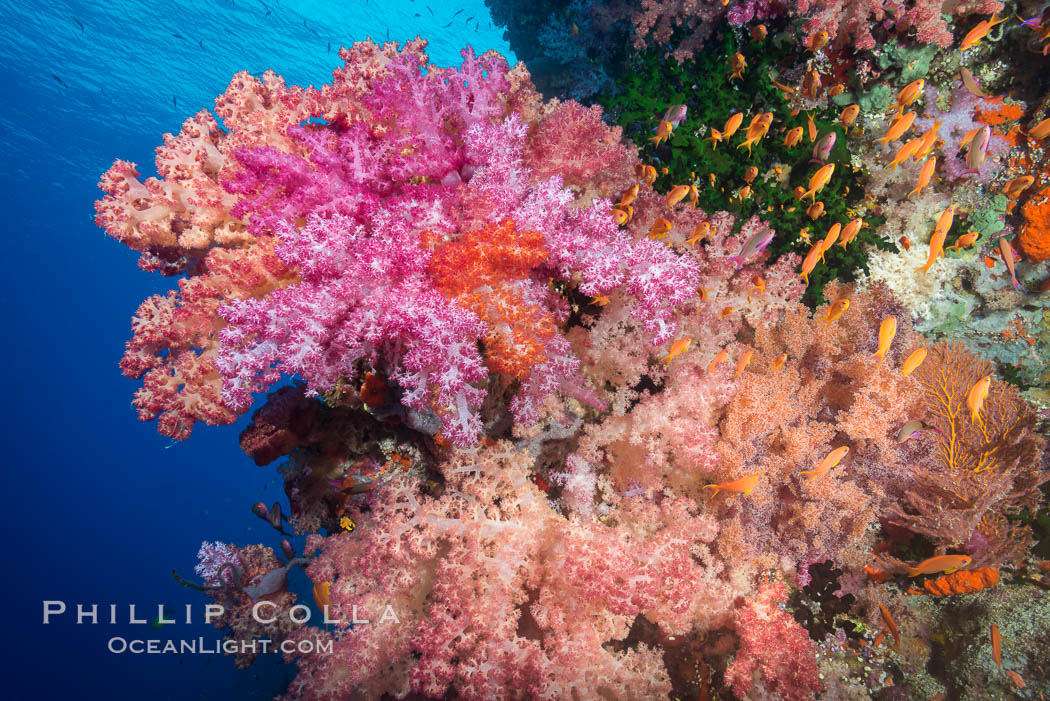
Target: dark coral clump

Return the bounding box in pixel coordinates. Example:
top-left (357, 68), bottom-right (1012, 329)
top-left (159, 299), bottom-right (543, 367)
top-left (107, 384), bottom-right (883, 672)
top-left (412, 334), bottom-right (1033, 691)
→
top-left (791, 560), bottom-right (861, 642)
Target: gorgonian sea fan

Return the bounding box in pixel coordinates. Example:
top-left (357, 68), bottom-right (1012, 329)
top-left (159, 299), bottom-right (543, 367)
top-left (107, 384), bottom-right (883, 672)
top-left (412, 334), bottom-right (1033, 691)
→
top-left (99, 39), bottom-right (699, 446)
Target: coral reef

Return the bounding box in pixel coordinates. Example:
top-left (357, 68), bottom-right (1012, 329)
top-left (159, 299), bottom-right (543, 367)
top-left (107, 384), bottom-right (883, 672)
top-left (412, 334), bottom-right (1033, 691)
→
top-left (94, 4), bottom-right (1050, 698)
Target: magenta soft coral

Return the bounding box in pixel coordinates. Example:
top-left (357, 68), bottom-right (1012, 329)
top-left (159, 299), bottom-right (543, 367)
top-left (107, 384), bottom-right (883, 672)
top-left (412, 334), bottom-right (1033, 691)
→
top-left (219, 103), bottom-right (696, 445)
top-left (725, 579), bottom-right (822, 701)
top-left (100, 40), bottom-right (699, 445)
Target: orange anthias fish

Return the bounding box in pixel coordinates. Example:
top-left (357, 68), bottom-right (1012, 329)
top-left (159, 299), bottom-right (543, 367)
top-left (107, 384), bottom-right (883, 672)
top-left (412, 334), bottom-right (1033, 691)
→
top-left (838, 218), bottom-right (866, 248)
top-left (913, 120), bottom-right (942, 161)
top-left (802, 69), bottom-right (822, 99)
top-left (879, 604), bottom-right (901, 652)
top-left (771, 352), bottom-right (788, 372)
top-left (1006, 670), bottom-right (1025, 690)
top-left (872, 316), bottom-right (898, 363)
top-left (688, 184), bottom-right (699, 208)
top-left (704, 127), bottom-right (724, 149)
top-left (802, 163), bottom-right (835, 202)
top-left (723, 112), bottom-right (744, 139)
top-left (934, 204), bottom-right (956, 239)
top-left (729, 52), bottom-right (747, 81)
top-left (960, 13), bottom-right (1007, 50)
top-left (771, 77), bottom-right (796, 96)
top-left (967, 374), bottom-right (992, 423)
top-left (824, 297), bottom-right (850, 322)
top-left (828, 83), bottom-right (845, 97)
top-left (616, 183), bottom-right (639, 208)
top-left (650, 119), bottom-right (674, 146)
top-left (799, 240), bottom-right (824, 285)
top-left (663, 337), bottom-right (692, 362)
top-left (908, 156), bottom-right (937, 198)
top-left (313, 581), bottom-right (332, 609)
top-left (1002, 175), bottom-right (1035, 199)
top-left (666, 184), bottom-right (691, 207)
top-left (888, 138), bottom-right (922, 170)
top-left (946, 231), bottom-right (978, 252)
top-left (736, 184), bottom-right (753, 201)
top-left (611, 208), bottom-right (630, 226)
top-left (751, 274), bottom-right (765, 298)
top-left (640, 164), bottom-right (657, 185)
top-left (820, 222), bottom-right (841, 258)
top-left (807, 112), bottom-right (818, 142)
top-left (751, 24), bottom-right (767, 41)
top-left (708, 347), bottom-right (729, 373)
top-left (647, 217), bottom-right (673, 239)
top-left (875, 110), bottom-right (916, 146)
top-left (807, 201), bottom-right (825, 220)
top-left (703, 473), bottom-right (762, 497)
top-left (784, 126), bottom-right (804, 148)
top-left (744, 165), bottom-right (759, 183)
top-left (907, 554), bottom-right (972, 577)
top-left (807, 29), bottom-right (829, 52)
top-left (799, 446), bottom-right (850, 482)
top-left (991, 623), bottom-right (1002, 675)
top-left (735, 349), bottom-right (754, 378)
top-left (889, 78), bottom-right (924, 115)
top-left (1028, 117), bottom-right (1050, 141)
top-left (686, 221), bottom-right (711, 246)
top-left (839, 104), bottom-right (860, 130)
top-left (917, 206), bottom-right (954, 275)
top-left (901, 347), bottom-right (928, 375)
top-left (591, 295), bottom-right (610, 306)
top-left (998, 237), bottom-right (1027, 293)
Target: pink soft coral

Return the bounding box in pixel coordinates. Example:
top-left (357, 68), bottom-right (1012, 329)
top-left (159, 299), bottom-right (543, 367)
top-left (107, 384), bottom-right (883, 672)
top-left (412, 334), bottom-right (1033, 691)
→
top-left (282, 442), bottom-right (698, 700)
top-left (120, 239), bottom-right (296, 438)
top-left (795, 0), bottom-right (1003, 51)
top-left (725, 579), bottom-right (822, 701)
top-left (100, 40), bottom-right (700, 445)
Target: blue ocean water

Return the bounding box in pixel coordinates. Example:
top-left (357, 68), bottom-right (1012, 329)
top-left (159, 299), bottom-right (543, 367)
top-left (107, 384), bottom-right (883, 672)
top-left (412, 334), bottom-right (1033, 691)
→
top-left (1, 1), bottom-right (512, 698)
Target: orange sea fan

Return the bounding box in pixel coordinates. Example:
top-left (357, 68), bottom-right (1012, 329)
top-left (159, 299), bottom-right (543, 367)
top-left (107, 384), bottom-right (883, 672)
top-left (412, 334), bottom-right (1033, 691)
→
top-left (889, 342), bottom-right (1048, 566)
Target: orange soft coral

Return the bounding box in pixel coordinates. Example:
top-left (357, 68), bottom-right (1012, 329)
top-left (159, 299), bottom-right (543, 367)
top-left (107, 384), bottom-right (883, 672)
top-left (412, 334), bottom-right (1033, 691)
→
top-left (919, 566), bottom-right (999, 595)
top-left (1018, 185), bottom-right (1050, 262)
top-left (426, 219), bottom-right (557, 380)
top-left (974, 99), bottom-right (1025, 127)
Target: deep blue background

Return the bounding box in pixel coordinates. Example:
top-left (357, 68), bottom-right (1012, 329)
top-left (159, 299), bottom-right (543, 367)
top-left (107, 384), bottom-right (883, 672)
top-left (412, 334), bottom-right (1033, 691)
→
top-left (1, 1), bottom-right (513, 698)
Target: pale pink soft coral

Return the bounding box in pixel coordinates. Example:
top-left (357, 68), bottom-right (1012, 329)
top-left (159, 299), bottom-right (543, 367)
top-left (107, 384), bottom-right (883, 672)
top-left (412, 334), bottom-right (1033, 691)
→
top-left (120, 239), bottom-right (296, 438)
top-left (795, 0), bottom-right (1003, 51)
top-left (618, 0), bottom-right (786, 62)
top-left (281, 442), bottom-right (717, 700)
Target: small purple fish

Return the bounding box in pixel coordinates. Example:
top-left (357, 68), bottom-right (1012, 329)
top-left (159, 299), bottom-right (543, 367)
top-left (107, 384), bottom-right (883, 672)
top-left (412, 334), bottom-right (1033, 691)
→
top-left (811, 131), bottom-right (836, 164)
top-left (728, 228), bottom-right (775, 268)
top-left (965, 125), bottom-right (990, 174)
top-left (662, 104), bottom-right (688, 127)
